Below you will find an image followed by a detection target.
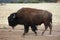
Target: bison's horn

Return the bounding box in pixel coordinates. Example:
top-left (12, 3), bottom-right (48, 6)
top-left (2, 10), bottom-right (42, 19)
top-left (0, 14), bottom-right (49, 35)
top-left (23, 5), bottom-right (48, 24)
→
top-left (13, 13), bottom-right (16, 18)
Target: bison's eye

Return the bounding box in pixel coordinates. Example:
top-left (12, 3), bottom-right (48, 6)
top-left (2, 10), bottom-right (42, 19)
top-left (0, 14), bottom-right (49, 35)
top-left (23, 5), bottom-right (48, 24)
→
top-left (8, 17), bottom-right (14, 22)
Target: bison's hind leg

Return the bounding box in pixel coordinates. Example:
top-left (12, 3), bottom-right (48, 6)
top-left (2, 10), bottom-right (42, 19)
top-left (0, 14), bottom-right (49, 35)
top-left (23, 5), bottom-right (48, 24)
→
top-left (42, 23), bottom-right (48, 35)
top-left (48, 23), bottom-right (52, 35)
top-left (42, 22), bottom-right (52, 36)
top-left (31, 25), bottom-right (37, 36)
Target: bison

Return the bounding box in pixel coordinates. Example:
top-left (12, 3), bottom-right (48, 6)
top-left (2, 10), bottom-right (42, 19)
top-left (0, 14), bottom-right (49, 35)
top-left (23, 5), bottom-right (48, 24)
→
top-left (8, 8), bottom-right (52, 36)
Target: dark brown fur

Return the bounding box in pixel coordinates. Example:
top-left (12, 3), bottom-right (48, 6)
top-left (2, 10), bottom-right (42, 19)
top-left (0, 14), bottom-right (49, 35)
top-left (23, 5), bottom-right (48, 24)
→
top-left (8, 8), bottom-right (52, 36)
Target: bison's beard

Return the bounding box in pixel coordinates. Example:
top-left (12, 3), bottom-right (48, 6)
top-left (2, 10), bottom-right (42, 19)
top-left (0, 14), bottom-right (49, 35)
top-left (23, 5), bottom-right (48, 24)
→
top-left (8, 19), bottom-right (18, 29)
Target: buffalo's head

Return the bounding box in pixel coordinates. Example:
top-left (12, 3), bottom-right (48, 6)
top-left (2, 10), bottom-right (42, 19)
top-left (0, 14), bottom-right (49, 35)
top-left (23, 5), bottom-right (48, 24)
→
top-left (8, 13), bottom-right (18, 29)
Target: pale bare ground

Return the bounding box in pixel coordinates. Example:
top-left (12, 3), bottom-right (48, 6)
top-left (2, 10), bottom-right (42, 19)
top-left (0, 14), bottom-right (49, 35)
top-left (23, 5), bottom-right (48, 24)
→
top-left (0, 3), bottom-right (60, 40)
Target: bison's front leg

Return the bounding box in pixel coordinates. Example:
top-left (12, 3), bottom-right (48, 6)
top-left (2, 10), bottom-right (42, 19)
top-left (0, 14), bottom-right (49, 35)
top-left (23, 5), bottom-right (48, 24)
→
top-left (31, 25), bottom-right (38, 36)
top-left (23, 24), bottom-right (29, 36)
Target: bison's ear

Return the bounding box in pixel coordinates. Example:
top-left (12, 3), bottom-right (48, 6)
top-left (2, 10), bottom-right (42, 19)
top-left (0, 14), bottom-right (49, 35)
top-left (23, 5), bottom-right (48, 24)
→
top-left (13, 13), bottom-right (17, 19)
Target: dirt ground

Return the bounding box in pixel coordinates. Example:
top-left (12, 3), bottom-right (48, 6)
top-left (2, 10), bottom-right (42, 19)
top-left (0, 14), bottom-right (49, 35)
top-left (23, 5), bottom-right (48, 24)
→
top-left (0, 23), bottom-right (60, 40)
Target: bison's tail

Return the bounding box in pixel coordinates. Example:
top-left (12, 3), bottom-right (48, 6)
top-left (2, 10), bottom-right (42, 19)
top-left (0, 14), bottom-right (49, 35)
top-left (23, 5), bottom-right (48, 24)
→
top-left (50, 15), bottom-right (52, 24)
top-left (50, 18), bottom-right (52, 24)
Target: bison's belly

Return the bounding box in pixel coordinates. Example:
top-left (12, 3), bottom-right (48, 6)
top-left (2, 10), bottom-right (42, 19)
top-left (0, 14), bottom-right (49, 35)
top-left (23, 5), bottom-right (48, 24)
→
top-left (34, 21), bottom-right (43, 25)
top-left (27, 19), bottom-right (43, 25)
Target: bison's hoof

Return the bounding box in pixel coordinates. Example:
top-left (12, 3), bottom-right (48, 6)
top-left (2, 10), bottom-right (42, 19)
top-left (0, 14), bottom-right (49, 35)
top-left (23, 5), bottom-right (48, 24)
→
top-left (23, 33), bottom-right (26, 36)
top-left (49, 33), bottom-right (51, 35)
top-left (41, 32), bottom-right (44, 36)
top-left (35, 32), bottom-right (37, 36)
